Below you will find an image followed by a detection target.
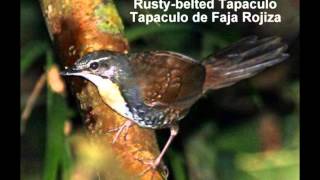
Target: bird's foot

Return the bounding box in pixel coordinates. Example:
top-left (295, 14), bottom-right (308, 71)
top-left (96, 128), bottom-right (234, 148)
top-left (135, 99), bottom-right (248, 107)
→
top-left (135, 156), bottom-right (169, 179)
top-left (107, 120), bottom-right (133, 144)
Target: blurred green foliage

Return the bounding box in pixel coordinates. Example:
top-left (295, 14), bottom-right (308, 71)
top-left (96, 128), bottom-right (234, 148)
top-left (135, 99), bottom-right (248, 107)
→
top-left (21, 0), bottom-right (299, 179)
top-left (21, 41), bottom-right (49, 74)
top-left (44, 51), bottom-right (73, 180)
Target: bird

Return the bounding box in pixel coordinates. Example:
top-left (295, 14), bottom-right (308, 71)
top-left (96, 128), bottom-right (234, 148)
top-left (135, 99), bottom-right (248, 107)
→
top-left (61, 35), bottom-right (289, 175)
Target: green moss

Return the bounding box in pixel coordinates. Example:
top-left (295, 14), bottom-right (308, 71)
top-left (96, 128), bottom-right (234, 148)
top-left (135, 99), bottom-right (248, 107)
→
top-left (94, 1), bottom-right (124, 34)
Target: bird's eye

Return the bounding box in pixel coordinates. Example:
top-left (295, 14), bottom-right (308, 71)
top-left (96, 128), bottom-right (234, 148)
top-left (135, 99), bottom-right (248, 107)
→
top-left (89, 62), bottom-right (99, 70)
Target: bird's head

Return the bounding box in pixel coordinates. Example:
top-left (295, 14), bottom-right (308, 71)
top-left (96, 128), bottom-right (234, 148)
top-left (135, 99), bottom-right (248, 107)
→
top-left (61, 51), bottom-right (137, 119)
top-left (60, 51), bottom-right (130, 86)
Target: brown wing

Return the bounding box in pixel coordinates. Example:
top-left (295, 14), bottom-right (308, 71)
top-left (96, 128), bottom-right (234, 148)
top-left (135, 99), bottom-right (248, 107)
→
top-left (129, 51), bottom-right (206, 109)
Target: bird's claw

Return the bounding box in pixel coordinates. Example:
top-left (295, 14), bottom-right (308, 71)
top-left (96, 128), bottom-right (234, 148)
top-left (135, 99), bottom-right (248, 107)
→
top-left (135, 157), bottom-right (169, 179)
top-left (105, 120), bottom-right (133, 144)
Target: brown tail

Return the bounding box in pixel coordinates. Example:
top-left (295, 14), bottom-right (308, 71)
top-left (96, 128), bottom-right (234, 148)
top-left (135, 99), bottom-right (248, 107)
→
top-left (202, 36), bottom-right (289, 92)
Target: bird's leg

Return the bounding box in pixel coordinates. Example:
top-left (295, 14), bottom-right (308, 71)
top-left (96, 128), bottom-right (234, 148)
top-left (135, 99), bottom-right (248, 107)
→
top-left (107, 119), bottom-right (134, 144)
top-left (137, 125), bottom-right (179, 177)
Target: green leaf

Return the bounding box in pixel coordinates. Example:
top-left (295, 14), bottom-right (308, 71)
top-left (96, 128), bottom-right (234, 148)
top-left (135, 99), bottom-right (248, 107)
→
top-left (215, 121), bottom-right (261, 153)
top-left (21, 40), bottom-right (49, 74)
top-left (43, 50), bottom-right (72, 180)
top-left (235, 149), bottom-right (299, 180)
top-left (167, 150), bottom-right (187, 180)
top-left (282, 114), bottom-right (299, 149)
top-left (184, 122), bottom-right (218, 180)
top-left (62, 138), bottom-right (73, 180)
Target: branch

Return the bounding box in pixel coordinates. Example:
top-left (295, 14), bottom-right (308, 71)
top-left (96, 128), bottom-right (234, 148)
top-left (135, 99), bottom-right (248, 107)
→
top-left (40, 0), bottom-right (165, 179)
top-left (21, 73), bottom-right (46, 133)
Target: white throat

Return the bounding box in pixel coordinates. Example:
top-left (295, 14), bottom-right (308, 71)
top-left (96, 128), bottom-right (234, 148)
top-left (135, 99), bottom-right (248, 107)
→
top-left (79, 73), bottom-right (134, 119)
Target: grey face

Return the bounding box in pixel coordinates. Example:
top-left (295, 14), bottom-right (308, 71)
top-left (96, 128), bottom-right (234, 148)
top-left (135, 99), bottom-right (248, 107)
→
top-left (61, 51), bottom-right (138, 121)
top-left (61, 51), bottom-right (128, 82)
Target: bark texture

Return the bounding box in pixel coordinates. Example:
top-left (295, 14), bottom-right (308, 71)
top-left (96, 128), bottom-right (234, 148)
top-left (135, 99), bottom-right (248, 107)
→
top-left (40, 0), bottom-right (165, 179)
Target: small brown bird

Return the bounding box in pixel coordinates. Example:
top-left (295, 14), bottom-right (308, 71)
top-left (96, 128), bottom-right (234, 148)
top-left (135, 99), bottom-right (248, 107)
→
top-left (61, 36), bottom-right (288, 174)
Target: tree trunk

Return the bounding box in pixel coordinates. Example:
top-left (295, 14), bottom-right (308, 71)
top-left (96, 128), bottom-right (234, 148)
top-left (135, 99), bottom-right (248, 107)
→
top-left (40, 0), bottom-right (165, 179)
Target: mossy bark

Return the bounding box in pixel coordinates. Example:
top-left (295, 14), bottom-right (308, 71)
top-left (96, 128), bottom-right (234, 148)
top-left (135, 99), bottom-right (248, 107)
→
top-left (40, 0), bottom-right (165, 179)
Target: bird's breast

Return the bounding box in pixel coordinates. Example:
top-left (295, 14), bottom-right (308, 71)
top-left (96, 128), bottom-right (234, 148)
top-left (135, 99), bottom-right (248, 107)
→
top-left (89, 75), bottom-right (134, 120)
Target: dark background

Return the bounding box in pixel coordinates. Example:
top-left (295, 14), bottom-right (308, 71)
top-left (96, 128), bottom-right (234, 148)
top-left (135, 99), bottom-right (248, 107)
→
top-left (21, 0), bottom-right (299, 179)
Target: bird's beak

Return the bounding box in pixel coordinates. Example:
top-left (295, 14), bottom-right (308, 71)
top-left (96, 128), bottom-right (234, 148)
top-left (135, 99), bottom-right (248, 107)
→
top-left (60, 66), bottom-right (82, 76)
